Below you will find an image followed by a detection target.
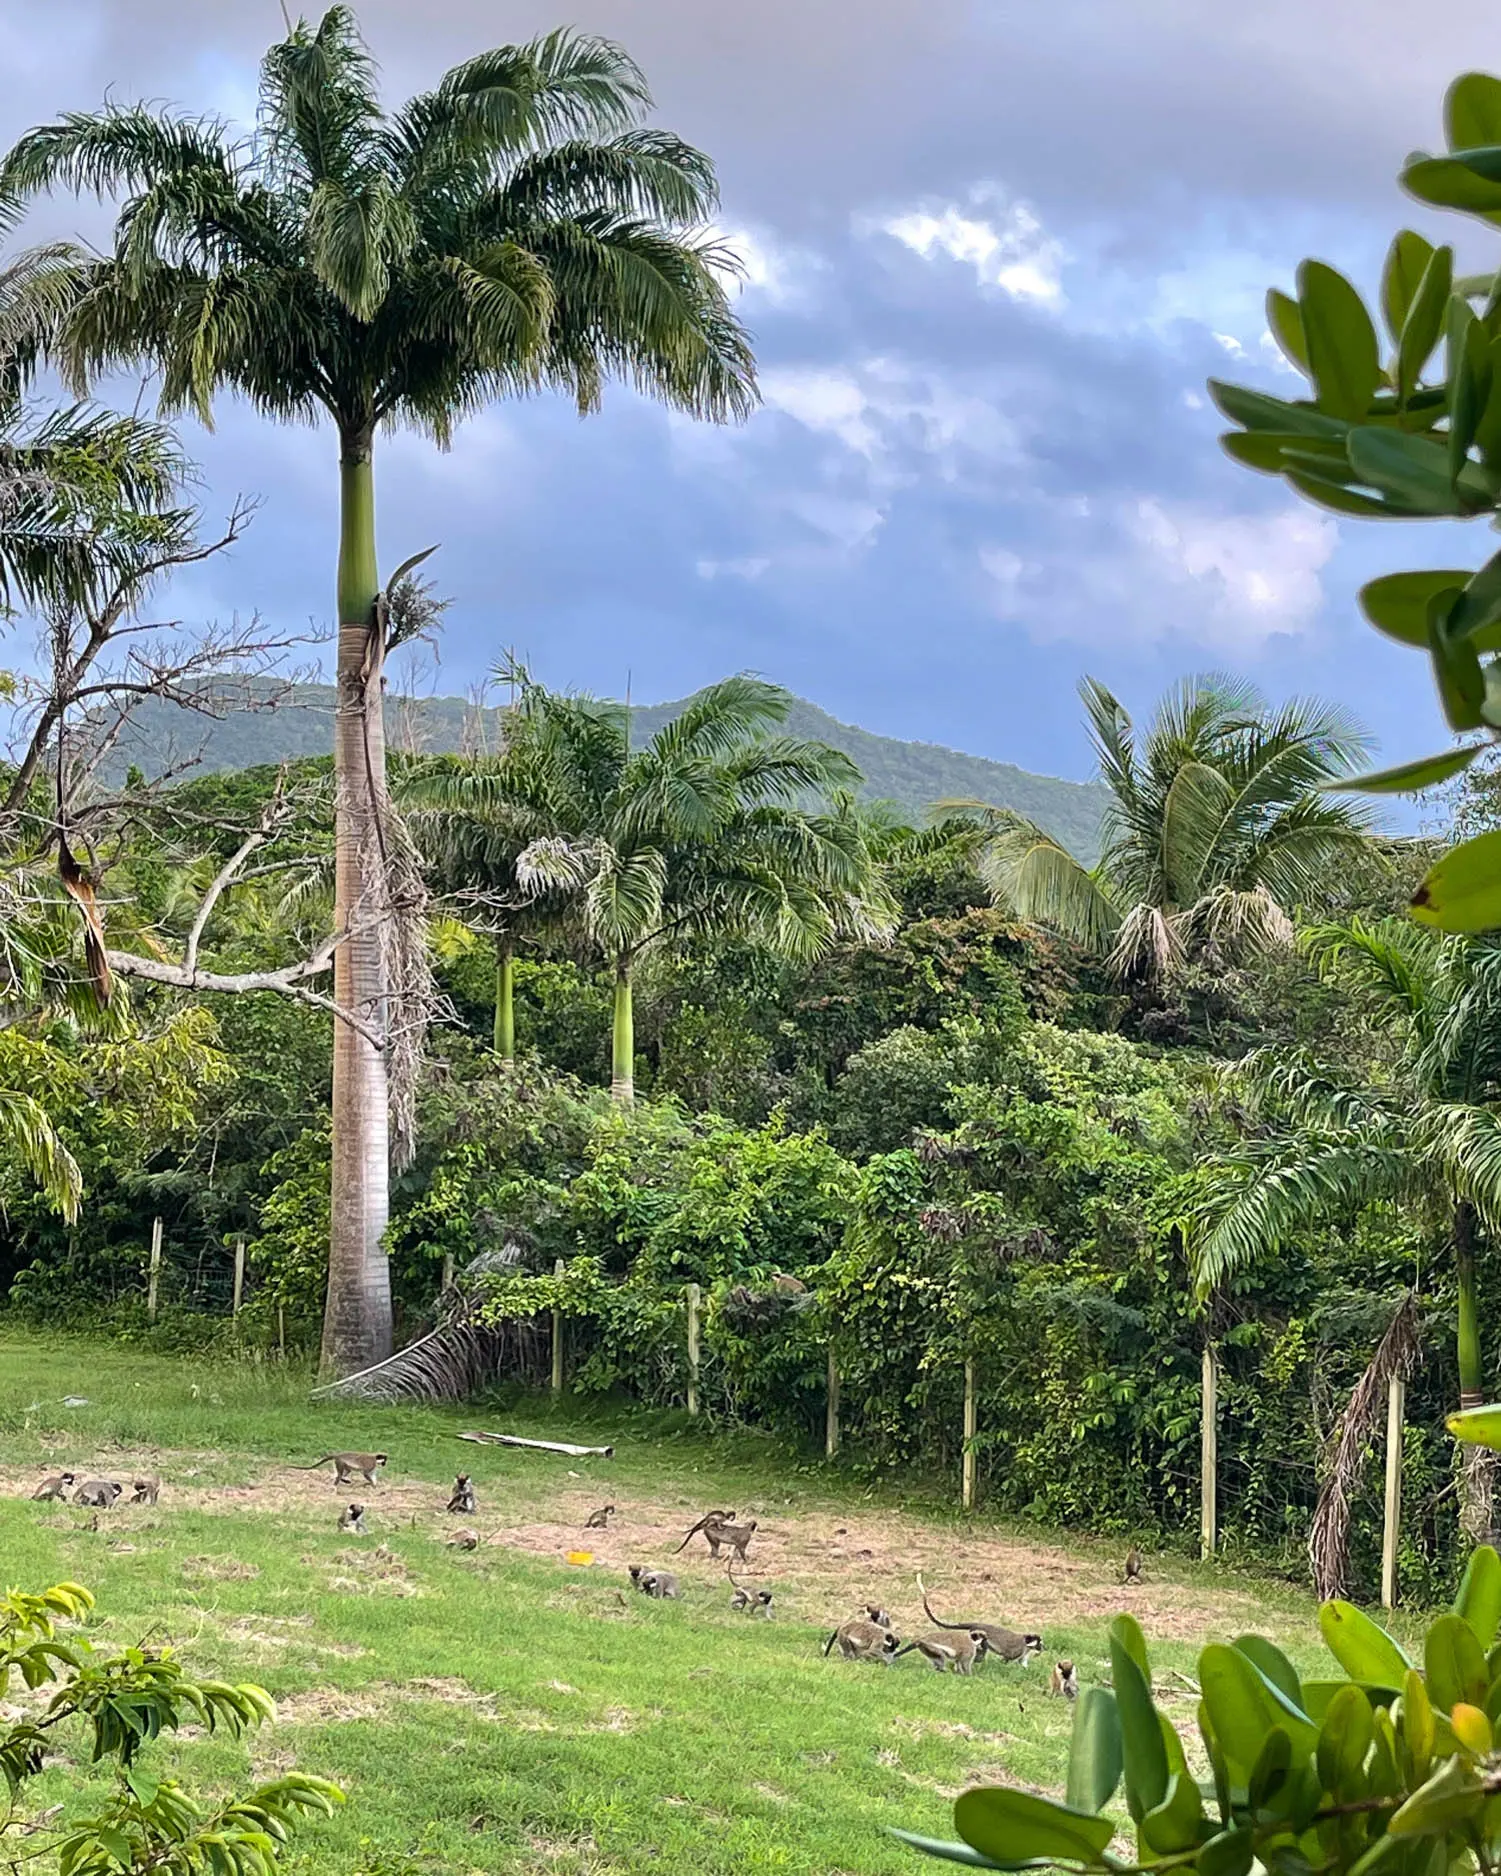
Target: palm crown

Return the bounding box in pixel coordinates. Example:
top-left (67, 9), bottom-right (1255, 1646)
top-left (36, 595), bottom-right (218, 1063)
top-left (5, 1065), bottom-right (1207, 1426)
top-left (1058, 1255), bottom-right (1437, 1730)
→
top-left (958, 674), bottom-right (1374, 980)
top-left (0, 8), bottom-right (755, 449)
top-left (417, 667), bottom-right (897, 1100)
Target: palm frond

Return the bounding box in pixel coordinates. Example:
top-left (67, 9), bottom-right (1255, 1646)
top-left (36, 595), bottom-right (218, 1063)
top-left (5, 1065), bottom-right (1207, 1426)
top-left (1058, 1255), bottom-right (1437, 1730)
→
top-left (0, 1086), bottom-right (82, 1220)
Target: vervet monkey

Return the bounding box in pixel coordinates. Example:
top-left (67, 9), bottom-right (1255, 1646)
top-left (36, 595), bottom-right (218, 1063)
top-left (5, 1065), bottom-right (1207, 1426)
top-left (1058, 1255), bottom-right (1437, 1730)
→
top-left (31, 1472), bottom-right (76, 1501)
top-left (1123, 1546), bottom-right (1143, 1585)
top-left (128, 1478), bottom-right (160, 1506)
top-left (447, 1528), bottom-right (479, 1551)
top-left (635, 1568), bottom-right (679, 1599)
top-left (291, 1452), bottom-right (388, 1487)
top-left (72, 1479), bottom-right (121, 1509)
top-left (446, 1474), bottom-right (476, 1514)
top-left (824, 1619), bottom-right (901, 1661)
top-left (338, 1502), bottom-right (368, 1534)
top-left (584, 1504), bottom-right (615, 1530)
top-left (917, 1575), bottom-right (1042, 1662)
top-left (673, 1510), bottom-right (738, 1555)
top-left (1051, 1660), bottom-right (1079, 1700)
top-left (700, 1514), bottom-right (757, 1563)
top-left (863, 1603), bottom-right (892, 1629)
top-left (895, 1629), bottom-right (990, 1674)
top-left (728, 1565), bottom-right (773, 1618)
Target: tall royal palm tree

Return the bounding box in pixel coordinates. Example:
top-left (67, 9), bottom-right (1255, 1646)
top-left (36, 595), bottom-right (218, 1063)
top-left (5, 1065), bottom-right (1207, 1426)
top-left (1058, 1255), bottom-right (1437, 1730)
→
top-left (1190, 918), bottom-right (1501, 1541)
top-left (0, 7), bottom-right (756, 1372)
top-left (958, 674), bottom-right (1373, 981)
top-left (445, 667), bottom-right (896, 1103)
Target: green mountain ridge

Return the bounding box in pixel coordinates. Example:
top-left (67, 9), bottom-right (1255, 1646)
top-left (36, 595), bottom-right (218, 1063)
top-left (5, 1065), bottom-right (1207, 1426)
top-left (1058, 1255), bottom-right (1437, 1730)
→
top-left (104, 682), bottom-right (1109, 859)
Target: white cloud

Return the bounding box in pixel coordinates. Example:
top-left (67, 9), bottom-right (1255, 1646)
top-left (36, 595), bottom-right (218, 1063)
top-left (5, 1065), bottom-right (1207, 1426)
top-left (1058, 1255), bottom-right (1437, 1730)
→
top-left (1212, 331), bottom-right (1248, 359)
top-left (979, 498), bottom-right (1337, 651)
top-left (878, 189), bottom-right (1065, 306)
top-left (695, 555), bottom-right (771, 581)
top-left (1128, 499), bottom-right (1336, 647)
top-left (761, 367), bottom-right (881, 456)
top-left (715, 225), bottom-right (824, 308)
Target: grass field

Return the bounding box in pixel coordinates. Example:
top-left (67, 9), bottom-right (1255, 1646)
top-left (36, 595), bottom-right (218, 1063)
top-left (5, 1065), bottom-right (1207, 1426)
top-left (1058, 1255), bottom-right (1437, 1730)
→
top-left (0, 1331), bottom-right (1336, 1876)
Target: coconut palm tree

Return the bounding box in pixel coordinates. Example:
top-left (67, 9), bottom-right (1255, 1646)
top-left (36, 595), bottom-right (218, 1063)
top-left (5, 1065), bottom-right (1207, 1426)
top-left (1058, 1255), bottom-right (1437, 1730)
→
top-left (0, 6), bottom-right (756, 1372)
top-left (443, 667), bottom-right (897, 1102)
top-left (1190, 917), bottom-right (1501, 1541)
top-left (957, 674), bottom-right (1374, 981)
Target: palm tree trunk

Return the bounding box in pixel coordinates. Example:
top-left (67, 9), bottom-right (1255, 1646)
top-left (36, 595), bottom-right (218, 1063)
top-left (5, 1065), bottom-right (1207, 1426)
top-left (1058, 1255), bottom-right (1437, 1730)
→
top-left (1455, 1200), bottom-right (1494, 1545)
top-left (494, 939), bottom-right (515, 1062)
top-left (610, 958), bottom-right (634, 1105)
top-left (321, 428), bottom-right (393, 1377)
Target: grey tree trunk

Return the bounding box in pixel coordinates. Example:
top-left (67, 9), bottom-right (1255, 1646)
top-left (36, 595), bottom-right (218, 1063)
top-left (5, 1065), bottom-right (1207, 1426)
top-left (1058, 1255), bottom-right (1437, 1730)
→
top-left (321, 435), bottom-right (393, 1375)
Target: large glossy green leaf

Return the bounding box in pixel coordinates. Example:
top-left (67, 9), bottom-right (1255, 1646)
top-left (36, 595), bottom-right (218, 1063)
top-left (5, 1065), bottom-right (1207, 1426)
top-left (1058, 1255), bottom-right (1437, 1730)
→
top-left (1413, 831), bottom-right (1501, 932)
top-left (1247, 1725), bottom-right (1293, 1808)
top-left (1233, 1636), bottom-right (1303, 1707)
top-left (1199, 1644), bottom-right (1317, 1778)
top-left (1388, 1755), bottom-right (1487, 1836)
top-left (1319, 1602), bottom-right (1414, 1685)
top-left (1196, 1827), bottom-right (1253, 1876)
top-left (1429, 610), bottom-right (1487, 731)
top-left (1325, 746), bottom-right (1485, 794)
top-left (1474, 341), bottom-right (1501, 464)
top-left (1065, 1689), bottom-right (1122, 1815)
top-left (1397, 245), bottom-right (1453, 398)
top-left (1140, 1771), bottom-right (1204, 1855)
top-left (1266, 287), bottom-right (1309, 375)
top-left (1286, 468), bottom-right (1426, 518)
top-left (1359, 570), bottom-right (1475, 648)
top-left (1453, 1547), bottom-right (1501, 1645)
top-left (1449, 298), bottom-right (1493, 483)
top-left (1303, 1680), bottom-right (1399, 1722)
top-left (1401, 1668), bottom-right (1436, 1782)
top-left (953, 1789), bottom-right (1115, 1869)
top-left (1424, 1614), bottom-right (1488, 1714)
top-left (1403, 153), bottom-right (1501, 217)
top-left (1449, 1402), bottom-right (1501, 1449)
top-left (1298, 260), bottom-right (1382, 419)
top-left (1384, 233), bottom-right (1439, 347)
top-left (1448, 547), bottom-right (1501, 642)
top-left (890, 1833), bottom-right (1008, 1870)
top-left (1207, 379), bottom-right (1349, 437)
top-left (1316, 1684), bottom-right (1374, 1800)
top-left (1219, 431), bottom-right (1346, 473)
top-left (1383, 231), bottom-right (1437, 344)
top-left (1448, 75), bottom-right (1501, 150)
top-left (1347, 427), bottom-right (1470, 514)
top-left (1112, 1612), bottom-right (1151, 1682)
top-left (1110, 1617), bottom-right (1166, 1822)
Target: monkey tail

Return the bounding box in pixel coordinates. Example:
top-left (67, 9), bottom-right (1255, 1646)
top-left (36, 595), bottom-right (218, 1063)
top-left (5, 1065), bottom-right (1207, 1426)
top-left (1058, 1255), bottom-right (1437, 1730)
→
top-left (822, 1629), bottom-right (839, 1656)
top-left (917, 1572), bottom-right (962, 1631)
top-left (288, 1455), bottom-right (335, 1470)
top-left (891, 1643), bottom-right (917, 1659)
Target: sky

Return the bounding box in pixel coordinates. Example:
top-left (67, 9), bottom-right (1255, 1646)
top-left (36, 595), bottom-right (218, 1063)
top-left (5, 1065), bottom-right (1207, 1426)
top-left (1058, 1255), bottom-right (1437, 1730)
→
top-left (2, 0), bottom-right (1499, 791)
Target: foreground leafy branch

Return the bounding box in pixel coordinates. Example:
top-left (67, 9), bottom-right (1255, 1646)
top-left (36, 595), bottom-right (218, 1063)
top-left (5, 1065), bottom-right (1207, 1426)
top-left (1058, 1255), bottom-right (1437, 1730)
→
top-left (901, 1544), bottom-right (1501, 1876)
top-left (0, 1581), bottom-right (342, 1876)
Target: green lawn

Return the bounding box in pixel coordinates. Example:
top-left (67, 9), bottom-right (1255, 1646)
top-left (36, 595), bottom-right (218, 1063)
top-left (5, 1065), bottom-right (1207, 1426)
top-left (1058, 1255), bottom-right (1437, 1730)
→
top-left (0, 1331), bottom-right (1330, 1876)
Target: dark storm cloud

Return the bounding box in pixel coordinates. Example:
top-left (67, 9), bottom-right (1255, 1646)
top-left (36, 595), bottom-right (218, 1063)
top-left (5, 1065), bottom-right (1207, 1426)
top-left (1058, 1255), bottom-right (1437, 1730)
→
top-left (1, 0), bottom-right (1498, 781)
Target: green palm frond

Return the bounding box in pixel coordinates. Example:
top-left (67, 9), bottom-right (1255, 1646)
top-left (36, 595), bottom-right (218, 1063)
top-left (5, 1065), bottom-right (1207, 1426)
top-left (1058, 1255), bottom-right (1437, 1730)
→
top-left (967, 807), bottom-right (1120, 951)
top-left (0, 1087), bottom-right (82, 1220)
top-left (1301, 917), bottom-right (1441, 1041)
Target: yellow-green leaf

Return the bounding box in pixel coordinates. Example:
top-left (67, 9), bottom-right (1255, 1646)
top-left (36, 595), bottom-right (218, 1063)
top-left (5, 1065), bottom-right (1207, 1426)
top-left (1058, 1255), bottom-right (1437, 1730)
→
top-left (1412, 833), bottom-right (1501, 933)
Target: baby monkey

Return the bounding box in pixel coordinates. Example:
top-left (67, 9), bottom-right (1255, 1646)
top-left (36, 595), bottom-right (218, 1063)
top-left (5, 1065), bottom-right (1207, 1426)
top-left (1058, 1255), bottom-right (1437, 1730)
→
top-left (338, 1502), bottom-right (368, 1534)
top-left (627, 1565), bottom-right (680, 1599)
top-left (31, 1472), bottom-right (76, 1501)
top-left (446, 1527), bottom-right (479, 1551)
top-left (446, 1474), bottom-right (477, 1515)
top-left (728, 1564), bottom-right (773, 1619)
top-left (584, 1504), bottom-right (615, 1530)
top-left (1051, 1660), bottom-right (1079, 1701)
top-left (128, 1477), bottom-right (160, 1506)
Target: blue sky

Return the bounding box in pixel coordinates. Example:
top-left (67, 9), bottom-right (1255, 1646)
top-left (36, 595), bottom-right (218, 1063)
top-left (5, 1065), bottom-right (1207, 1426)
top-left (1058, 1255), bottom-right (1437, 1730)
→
top-left (1, 0), bottom-right (1497, 794)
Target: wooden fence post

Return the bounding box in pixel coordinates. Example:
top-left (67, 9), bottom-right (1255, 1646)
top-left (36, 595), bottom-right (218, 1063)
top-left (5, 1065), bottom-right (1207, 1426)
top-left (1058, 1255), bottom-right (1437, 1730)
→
top-left (1382, 1373), bottom-right (1405, 1610)
top-left (551, 1257), bottom-right (566, 1395)
top-left (231, 1236), bottom-right (246, 1318)
top-left (962, 1357), bottom-right (978, 1511)
top-left (686, 1283), bottom-right (702, 1417)
top-left (277, 1305), bottom-right (286, 1358)
top-left (825, 1348), bottom-right (840, 1459)
top-left (147, 1217), bottom-right (163, 1323)
top-left (1201, 1344), bottom-right (1218, 1559)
